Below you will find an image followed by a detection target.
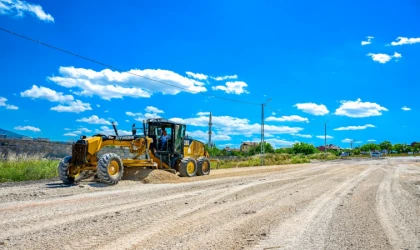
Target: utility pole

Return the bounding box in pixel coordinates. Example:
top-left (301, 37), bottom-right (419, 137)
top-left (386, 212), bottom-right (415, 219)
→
top-left (208, 112), bottom-right (212, 147)
top-left (261, 98), bottom-right (271, 166)
top-left (324, 122), bottom-right (327, 152)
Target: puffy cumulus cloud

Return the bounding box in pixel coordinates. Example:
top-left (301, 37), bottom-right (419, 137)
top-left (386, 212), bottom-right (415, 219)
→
top-left (335, 98), bottom-right (388, 118)
top-left (186, 130), bottom-right (231, 141)
top-left (50, 100), bottom-right (92, 113)
top-left (334, 124), bottom-right (375, 131)
top-left (292, 134), bottom-right (312, 138)
top-left (361, 36), bottom-right (374, 46)
top-left (0, 96), bottom-right (19, 110)
top-left (14, 125), bottom-right (40, 132)
top-left (211, 74), bottom-right (238, 81)
top-left (0, 0), bottom-right (54, 22)
top-left (197, 111), bottom-right (210, 116)
top-left (78, 127), bottom-right (92, 133)
top-left (20, 85), bottom-right (91, 113)
top-left (126, 106), bottom-right (164, 121)
top-left (76, 115), bottom-right (111, 125)
top-left (265, 138), bottom-right (297, 147)
top-left (212, 81), bottom-right (249, 95)
top-left (169, 114), bottom-right (303, 137)
top-left (390, 37), bottom-right (420, 46)
top-left (145, 106), bottom-right (163, 114)
top-left (366, 52), bottom-right (401, 64)
top-left (293, 103), bottom-right (329, 116)
top-left (48, 66), bottom-right (207, 100)
top-left (21, 85), bottom-right (74, 103)
top-left (341, 138), bottom-right (353, 143)
top-left (401, 106), bottom-right (411, 111)
top-left (316, 135), bottom-right (333, 139)
top-left (95, 126), bottom-right (131, 136)
top-left (186, 71), bottom-right (208, 80)
top-left (266, 115), bottom-right (309, 123)
top-left (63, 132), bottom-right (79, 137)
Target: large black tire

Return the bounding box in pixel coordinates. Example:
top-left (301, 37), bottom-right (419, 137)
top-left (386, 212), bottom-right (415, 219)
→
top-left (97, 153), bottom-right (124, 185)
top-left (196, 157), bottom-right (211, 176)
top-left (58, 156), bottom-right (75, 184)
top-left (179, 157), bottom-right (197, 177)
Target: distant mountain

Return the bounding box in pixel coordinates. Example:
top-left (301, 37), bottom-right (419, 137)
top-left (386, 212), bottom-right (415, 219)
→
top-left (0, 128), bottom-right (25, 139)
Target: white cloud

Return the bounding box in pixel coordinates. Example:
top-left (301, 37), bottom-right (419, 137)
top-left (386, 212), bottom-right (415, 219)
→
top-left (401, 106), bottom-right (411, 111)
top-left (76, 115), bottom-right (111, 125)
top-left (0, 96), bottom-right (19, 110)
top-left (186, 71), bottom-right (208, 80)
top-left (63, 132), bottom-right (79, 137)
top-left (169, 114), bottom-right (303, 138)
top-left (50, 100), bottom-right (92, 113)
top-left (145, 106), bottom-right (164, 114)
top-left (367, 139), bottom-right (376, 142)
top-left (187, 130), bottom-right (231, 141)
top-left (390, 37), bottom-right (420, 46)
top-left (78, 127), bottom-right (92, 133)
top-left (197, 111), bottom-right (210, 116)
top-left (266, 138), bottom-right (297, 147)
top-left (266, 115), bottom-right (309, 123)
top-left (0, 0), bottom-right (54, 22)
top-left (14, 125), bottom-right (40, 132)
top-left (96, 104), bottom-right (100, 107)
top-left (335, 98), bottom-right (388, 118)
top-left (366, 52), bottom-right (401, 64)
top-left (48, 66), bottom-right (207, 100)
top-left (292, 134), bottom-right (312, 138)
top-left (212, 81), bottom-right (249, 95)
top-left (316, 135), bottom-right (333, 139)
top-left (334, 124), bottom-right (375, 131)
top-left (361, 36), bottom-right (374, 46)
top-left (125, 120), bottom-right (130, 122)
top-left (126, 106), bottom-right (165, 122)
top-left (64, 128), bottom-right (71, 131)
top-left (293, 103), bottom-right (329, 116)
top-left (21, 85), bottom-right (74, 103)
top-left (271, 112), bottom-right (276, 115)
top-left (6, 104), bottom-right (18, 110)
top-left (341, 138), bottom-right (353, 143)
top-left (95, 126), bottom-right (131, 136)
top-left (211, 74), bottom-right (238, 81)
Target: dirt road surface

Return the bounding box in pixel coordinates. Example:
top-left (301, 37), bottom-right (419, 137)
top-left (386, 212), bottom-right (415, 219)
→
top-left (0, 157), bottom-right (419, 250)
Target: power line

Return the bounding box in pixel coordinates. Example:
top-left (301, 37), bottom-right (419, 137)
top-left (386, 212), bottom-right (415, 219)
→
top-left (0, 27), bottom-right (260, 106)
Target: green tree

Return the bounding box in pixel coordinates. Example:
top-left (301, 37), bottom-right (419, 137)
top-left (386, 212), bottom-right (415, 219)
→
top-left (360, 143), bottom-right (380, 152)
top-left (291, 142), bottom-right (317, 155)
top-left (392, 143), bottom-right (404, 153)
top-left (379, 141), bottom-right (392, 151)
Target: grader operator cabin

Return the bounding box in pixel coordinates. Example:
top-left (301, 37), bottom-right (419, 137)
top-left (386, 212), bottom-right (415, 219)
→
top-left (58, 118), bottom-right (211, 185)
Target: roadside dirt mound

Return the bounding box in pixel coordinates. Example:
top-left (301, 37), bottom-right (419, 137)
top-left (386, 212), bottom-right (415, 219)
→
top-left (122, 167), bottom-right (181, 184)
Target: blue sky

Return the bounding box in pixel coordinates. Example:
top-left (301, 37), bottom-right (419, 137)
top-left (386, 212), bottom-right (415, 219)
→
top-left (0, 0), bottom-right (419, 149)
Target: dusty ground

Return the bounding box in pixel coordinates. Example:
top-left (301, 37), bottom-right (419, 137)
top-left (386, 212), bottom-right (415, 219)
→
top-left (0, 157), bottom-right (419, 250)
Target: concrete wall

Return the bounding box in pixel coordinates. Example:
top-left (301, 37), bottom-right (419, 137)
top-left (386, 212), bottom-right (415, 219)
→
top-left (0, 139), bottom-right (139, 159)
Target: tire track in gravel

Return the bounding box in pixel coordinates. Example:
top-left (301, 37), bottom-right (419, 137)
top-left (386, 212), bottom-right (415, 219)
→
top-left (1, 163), bottom-right (347, 250)
top-left (376, 162), bottom-right (420, 250)
top-left (97, 165), bottom-right (363, 250)
top-left (253, 164), bottom-right (377, 250)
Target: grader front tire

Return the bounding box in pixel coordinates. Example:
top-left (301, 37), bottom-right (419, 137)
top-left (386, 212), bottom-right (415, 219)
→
top-left (97, 153), bottom-right (124, 185)
top-left (179, 157), bottom-right (197, 177)
top-left (58, 156), bottom-right (76, 184)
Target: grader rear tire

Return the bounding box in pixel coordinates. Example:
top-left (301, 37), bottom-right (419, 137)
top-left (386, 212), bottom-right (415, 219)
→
top-left (179, 157), bottom-right (197, 177)
top-left (197, 157), bottom-right (211, 176)
top-left (97, 153), bottom-right (124, 185)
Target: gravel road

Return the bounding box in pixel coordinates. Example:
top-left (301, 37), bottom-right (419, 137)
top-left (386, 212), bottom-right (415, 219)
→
top-left (0, 158), bottom-right (419, 250)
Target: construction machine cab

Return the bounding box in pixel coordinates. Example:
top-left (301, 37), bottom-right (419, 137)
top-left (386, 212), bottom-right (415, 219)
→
top-left (142, 118), bottom-right (186, 153)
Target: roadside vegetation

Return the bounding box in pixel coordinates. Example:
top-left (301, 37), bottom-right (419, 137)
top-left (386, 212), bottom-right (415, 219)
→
top-left (0, 152), bottom-right (59, 183)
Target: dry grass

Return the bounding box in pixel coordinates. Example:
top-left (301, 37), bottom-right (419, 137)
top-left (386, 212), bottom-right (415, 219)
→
top-left (0, 152), bottom-right (59, 182)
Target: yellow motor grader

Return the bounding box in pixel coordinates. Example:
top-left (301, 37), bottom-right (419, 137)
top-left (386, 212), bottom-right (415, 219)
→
top-left (58, 118), bottom-right (211, 185)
